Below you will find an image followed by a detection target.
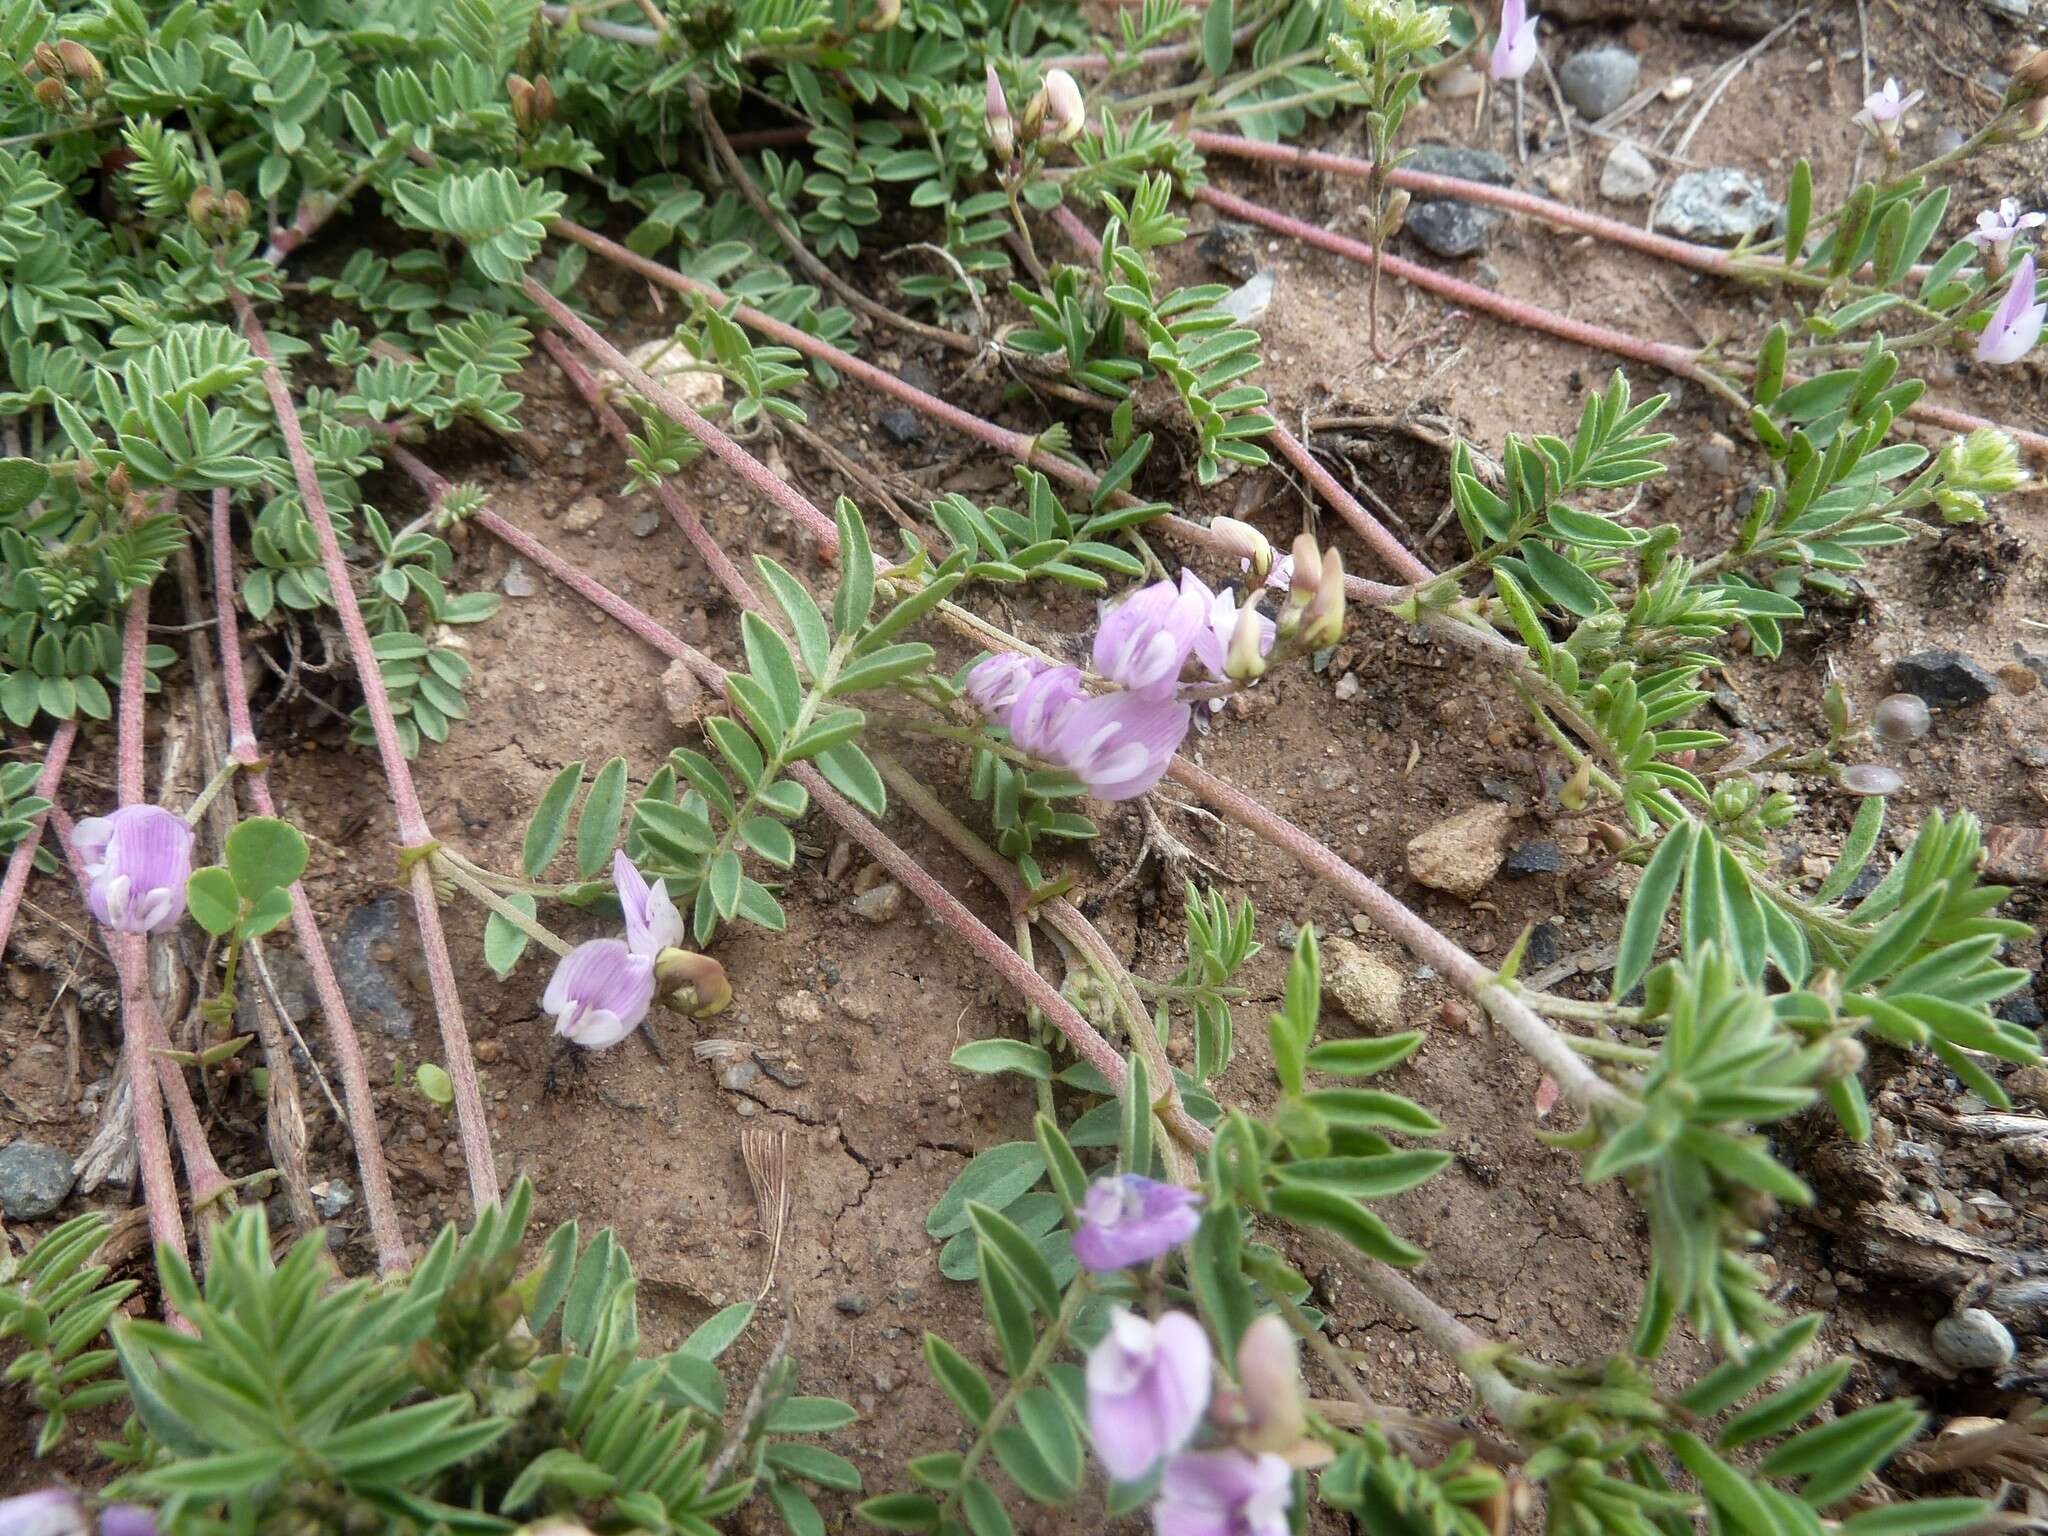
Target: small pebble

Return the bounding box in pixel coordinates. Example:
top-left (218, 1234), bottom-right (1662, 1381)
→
top-left (311, 1178), bottom-right (354, 1218)
top-left (563, 495), bottom-right (607, 533)
top-left (836, 1292), bottom-right (870, 1316)
top-left (1873, 692), bottom-right (1931, 743)
top-left (1931, 1308), bottom-right (2016, 1371)
top-left (0, 1140), bottom-right (77, 1219)
top-left (1661, 75), bottom-right (1695, 101)
top-left (500, 559), bottom-right (538, 598)
top-left (631, 509), bottom-right (662, 538)
top-left (850, 882), bottom-right (905, 922)
top-left (878, 407), bottom-right (926, 445)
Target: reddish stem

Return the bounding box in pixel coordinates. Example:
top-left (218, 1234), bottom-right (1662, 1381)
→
top-left (116, 586), bottom-right (150, 805)
top-left (546, 218), bottom-right (1412, 606)
top-left (1267, 425), bottom-right (1434, 585)
top-left (230, 289), bottom-right (500, 1217)
top-left (1195, 184), bottom-right (2048, 461)
top-left (517, 278), bottom-right (843, 560)
top-left (208, 490), bottom-right (410, 1273)
top-left (0, 719), bottom-right (76, 962)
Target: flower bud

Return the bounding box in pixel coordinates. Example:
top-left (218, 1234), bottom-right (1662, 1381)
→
top-left (860, 0), bottom-right (901, 30)
top-left (55, 40), bottom-right (103, 96)
top-left (30, 41), bottom-right (63, 77)
top-left (985, 64), bottom-right (1014, 161)
top-left (1559, 760), bottom-right (1592, 812)
top-left (1379, 187), bottom-right (1410, 240)
top-left (507, 73), bottom-right (555, 131)
top-left (1234, 1315), bottom-right (1306, 1454)
top-left (1209, 516), bottom-right (1272, 579)
top-left (1224, 605), bottom-right (1269, 682)
top-left (2005, 49), bottom-right (2048, 105)
top-left (1818, 1035), bottom-right (1866, 1082)
top-left (656, 946), bottom-right (732, 1018)
top-left (1301, 546), bottom-right (1345, 649)
top-left (1040, 68), bottom-right (1084, 144)
top-left (1938, 427), bottom-right (2027, 495)
top-left (32, 75), bottom-right (66, 111)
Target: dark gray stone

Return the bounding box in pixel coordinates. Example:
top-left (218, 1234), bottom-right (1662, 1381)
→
top-left (1655, 169), bottom-right (1783, 245)
top-left (1406, 144), bottom-right (1515, 187)
top-left (332, 898), bottom-right (413, 1039)
top-left (237, 944), bottom-right (315, 1035)
top-left (1893, 650), bottom-right (1998, 709)
top-left (878, 407), bottom-right (926, 445)
top-left (835, 1292), bottom-right (870, 1316)
top-left (1198, 220), bottom-right (1262, 280)
top-left (1526, 922), bottom-right (1562, 969)
top-left (0, 1140), bottom-right (76, 1219)
top-left (1998, 984), bottom-right (2044, 1029)
top-left (1408, 200), bottom-right (1499, 258)
top-left (1504, 840), bottom-right (1563, 877)
top-left (1558, 46), bottom-right (1641, 119)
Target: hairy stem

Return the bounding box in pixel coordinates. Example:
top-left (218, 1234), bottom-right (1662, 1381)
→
top-left (0, 718), bottom-right (76, 961)
top-left (231, 289), bottom-right (499, 1217)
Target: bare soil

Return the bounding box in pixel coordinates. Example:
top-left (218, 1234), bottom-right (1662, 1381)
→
top-left (5, 0), bottom-right (2046, 1519)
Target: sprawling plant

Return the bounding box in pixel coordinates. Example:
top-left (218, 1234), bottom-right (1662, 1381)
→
top-left (3, 0), bottom-right (2045, 1533)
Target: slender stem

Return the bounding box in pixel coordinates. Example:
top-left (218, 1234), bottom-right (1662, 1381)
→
top-left (117, 586), bottom-right (149, 805)
top-left (208, 489), bottom-right (409, 1273)
top-left (951, 1280), bottom-right (1089, 1513)
top-left (0, 719), bottom-right (76, 961)
top-left (519, 276), bottom-right (844, 559)
top-left (1194, 183), bottom-right (2048, 460)
top-left (434, 852), bottom-right (573, 956)
top-left (1268, 425), bottom-right (1434, 584)
top-left (230, 288), bottom-right (499, 1217)
top-left (181, 757), bottom-right (243, 826)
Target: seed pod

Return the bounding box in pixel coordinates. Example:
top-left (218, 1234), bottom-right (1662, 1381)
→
top-left (55, 40), bottom-right (103, 96)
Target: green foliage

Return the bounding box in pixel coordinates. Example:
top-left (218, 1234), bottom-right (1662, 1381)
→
top-left (1, 1212), bottom-right (138, 1456)
top-left (102, 1181), bottom-right (855, 1531)
top-left (0, 756), bottom-right (58, 874)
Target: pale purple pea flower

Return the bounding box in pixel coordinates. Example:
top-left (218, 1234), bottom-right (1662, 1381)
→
top-left (1074, 1174), bottom-right (1203, 1272)
top-left (96, 1510), bottom-right (158, 1536)
top-left (1153, 1449), bottom-right (1293, 1536)
top-left (1044, 688), bottom-right (1189, 800)
top-left (1094, 578), bottom-right (1208, 697)
top-left (1179, 571), bottom-right (1274, 685)
top-left (966, 652), bottom-right (1045, 716)
top-left (1260, 552), bottom-right (1294, 593)
top-left (0, 1489), bottom-right (87, 1536)
top-left (1087, 1308), bottom-right (1213, 1482)
top-left (544, 937), bottom-right (656, 1049)
top-left (1978, 253), bottom-right (2046, 365)
top-left (612, 850), bottom-right (683, 959)
top-left (1004, 664), bottom-right (1088, 760)
top-left (1853, 78), bottom-right (1923, 139)
top-left (1489, 0), bottom-right (1540, 84)
top-left (1971, 198), bottom-right (2046, 263)
top-left (72, 805), bottom-right (193, 935)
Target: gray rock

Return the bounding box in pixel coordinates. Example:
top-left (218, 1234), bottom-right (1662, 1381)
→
top-left (1216, 269), bottom-right (1274, 326)
top-left (878, 407), bottom-right (925, 445)
top-left (0, 1139), bottom-right (77, 1219)
top-left (1932, 1307), bottom-right (2016, 1370)
top-left (1526, 922), bottom-right (1562, 969)
top-left (850, 881), bottom-right (904, 922)
top-left (1408, 201), bottom-right (1498, 258)
top-left (1198, 220), bottom-right (1262, 280)
top-left (1403, 144), bottom-right (1514, 259)
top-left (1654, 169), bottom-right (1782, 245)
top-left (1893, 650), bottom-right (1998, 709)
top-left (1503, 840), bottom-right (1563, 877)
top-left (1598, 143), bottom-right (1657, 202)
top-left (500, 558), bottom-right (538, 598)
top-left (1559, 46), bottom-right (1641, 119)
top-left (311, 1178), bottom-right (354, 1218)
top-left (238, 944), bottom-right (315, 1035)
top-left (333, 898), bottom-right (413, 1039)
top-left (835, 1291), bottom-right (870, 1316)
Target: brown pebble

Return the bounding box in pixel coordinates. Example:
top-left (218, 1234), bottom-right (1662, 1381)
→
top-left (1996, 663), bottom-right (2038, 695)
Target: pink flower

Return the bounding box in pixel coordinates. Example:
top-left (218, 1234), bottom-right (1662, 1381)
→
top-left (985, 64), bottom-right (1014, 161)
top-left (1045, 688), bottom-right (1189, 799)
top-left (1489, 0), bottom-right (1540, 83)
top-left (1004, 664), bottom-right (1088, 760)
top-left (1073, 1174), bottom-right (1202, 1271)
top-left (1087, 1308), bottom-right (1212, 1482)
top-left (98, 1511), bottom-right (158, 1536)
top-left (1042, 68), bottom-right (1085, 144)
top-left (1261, 552), bottom-right (1294, 593)
top-left (543, 938), bottom-right (655, 1048)
top-left (1853, 78), bottom-right (1923, 137)
top-left (72, 805), bottom-right (193, 935)
top-left (1153, 1450), bottom-right (1293, 1536)
top-left (1978, 253), bottom-right (2046, 365)
top-left (0, 1489), bottom-right (86, 1536)
top-left (965, 652), bottom-right (1043, 715)
top-left (1970, 198), bottom-right (2045, 260)
top-left (1180, 571), bottom-right (1274, 683)
top-left (1094, 578), bottom-right (1208, 696)
top-left (612, 850), bottom-right (683, 959)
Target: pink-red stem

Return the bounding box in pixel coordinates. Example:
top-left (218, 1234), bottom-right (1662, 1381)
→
top-left (0, 719), bottom-right (76, 962)
top-left (208, 490), bottom-right (410, 1273)
top-left (1268, 424), bottom-right (1435, 585)
top-left (231, 290), bottom-right (499, 1217)
top-left (1194, 184), bottom-right (2048, 461)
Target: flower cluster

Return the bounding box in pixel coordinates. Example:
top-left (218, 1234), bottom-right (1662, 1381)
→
top-left (964, 538), bottom-right (1342, 800)
top-left (1068, 1175), bottom-right (1313, 1536)
top-left (0, 1488), bottom-right (155, 1536)
top-left (541, 851), bottom-right (730, 1049)
top-left (74, 805), bottom-right (193, 936)
top-left (984, 65), bottom-right (1084, 161)
top-left (1852, 77), bottom-right (1923, 146)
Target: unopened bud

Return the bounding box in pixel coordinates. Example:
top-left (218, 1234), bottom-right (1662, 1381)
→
top-left (1277, 533), bottom-right (1321, 641)
top-left (188, 186), bottom-right (250, 239)
top-left (1560, 760), bottom-right (1592, 812)
top-left (985, 64), bottom-right (1014, 161)
top-left (1235, 1315), bottom-right (1306, 1453)
top-left (1302, 546), bottom-right (1345, 648)
top-left (656, 947), bottom-right (732, 1018)
top-left (2006, 49), bottom-right (2048, 105)
top-left (1818, 1036), bottom-right (1867, 1083)
top-left (860, 0), bottom-right (901, 30)
top-left (1210, 516), bottom-right (1272, 579)
top-left (2012, 97), bottom-right (2048, 143)
top-left (55, 40), bottom-right (103, 96)
top-left (1040, 68), bottom-right (1084, 144)
top-left (1380, 188), bottom-right (1410, 240)
top-left (32, 75), bottom-right (66, 111)
top-left (507, 73), bottom-right (555, 130)
top-left (106, 463), bottom-right (131, 500)
top-left (30, 41), bottom-right (63, 77)
top-left (1225, 605), bottom-right (1268, 682)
